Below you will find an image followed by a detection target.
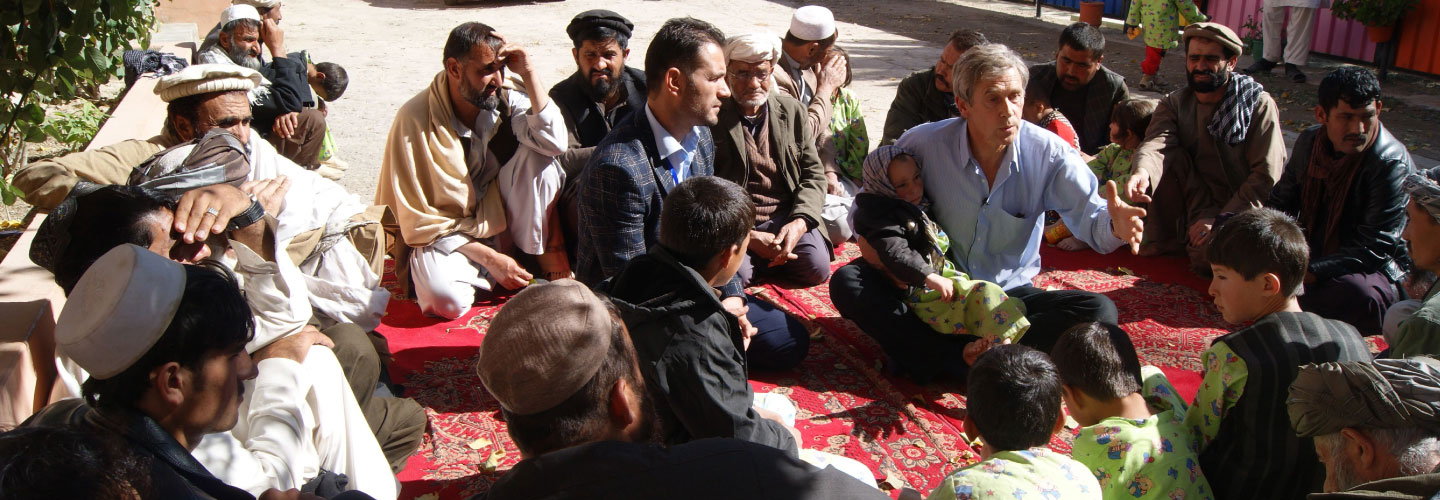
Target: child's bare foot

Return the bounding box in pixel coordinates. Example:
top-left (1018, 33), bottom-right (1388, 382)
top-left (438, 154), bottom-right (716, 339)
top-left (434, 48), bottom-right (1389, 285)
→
top-left (1057, 237), bottom-right (1090, 252)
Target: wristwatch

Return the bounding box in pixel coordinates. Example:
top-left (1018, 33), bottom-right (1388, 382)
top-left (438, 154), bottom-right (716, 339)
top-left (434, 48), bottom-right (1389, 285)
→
top-left (227, 200), bottom-right (266, 231)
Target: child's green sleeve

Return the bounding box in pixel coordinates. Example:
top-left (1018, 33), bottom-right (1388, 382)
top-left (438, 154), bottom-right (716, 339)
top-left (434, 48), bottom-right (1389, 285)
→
top-left (1183, 341), bottom-right (1247, 453)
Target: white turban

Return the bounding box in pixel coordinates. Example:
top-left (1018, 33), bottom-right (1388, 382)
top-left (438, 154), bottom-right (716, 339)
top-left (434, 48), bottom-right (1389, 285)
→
top-left (724, 33), bottom-right (782, 65)
top-left (233, 0), bottom-right (281, 8)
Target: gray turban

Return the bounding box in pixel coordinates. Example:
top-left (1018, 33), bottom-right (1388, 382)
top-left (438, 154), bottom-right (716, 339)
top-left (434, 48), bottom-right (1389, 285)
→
top-left (1403, 167), bottom-right (1440, 223)
top-left (1289, 357), bottom-right (1440, 437)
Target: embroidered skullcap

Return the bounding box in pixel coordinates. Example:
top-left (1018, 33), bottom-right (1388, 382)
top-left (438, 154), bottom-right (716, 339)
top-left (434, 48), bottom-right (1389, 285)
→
top-left (477, 279), bottom-right (617, 415)
top-left (725, 33), bottom-right (783, 64)
top-left (29, 182), bottom-right (106, 275)
top-left (788, 6), bottom-right (835, 41)
top-left (566, 10), bottom-right (634, 42)
top-left (1289, 357), bottom-right (1440, 437)
top-left (154, 64), bottom-right (261, 102)
top-left (55, 245), bottom-right (186, 379)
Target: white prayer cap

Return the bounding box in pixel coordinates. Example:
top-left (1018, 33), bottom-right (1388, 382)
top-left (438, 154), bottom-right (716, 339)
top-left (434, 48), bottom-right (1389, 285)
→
top-left (789, 6), bottom-right (836, 41)
top-left (56, 245), bottom-right (186, 379)
top-left (220, 4), bottom-right (262, 25)
top-left (153, 64), bottom-right (261, 102)
top-left (233, 0), bottom-right (281, 9)
top-left (725, 33), bottom-right (783, 64)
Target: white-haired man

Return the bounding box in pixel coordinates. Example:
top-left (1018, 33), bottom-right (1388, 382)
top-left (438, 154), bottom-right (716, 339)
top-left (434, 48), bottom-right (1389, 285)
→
top-left (829, 43), bottom-right (1146, 384)
top-left (710, 33), bottom-right (831, 289)
top-left (1289, 358), bottom-right (1440, 498)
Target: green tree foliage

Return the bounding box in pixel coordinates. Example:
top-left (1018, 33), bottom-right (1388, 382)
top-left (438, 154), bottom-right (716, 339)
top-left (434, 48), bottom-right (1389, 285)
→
top-left (1, 0), bottom-right (158, 205)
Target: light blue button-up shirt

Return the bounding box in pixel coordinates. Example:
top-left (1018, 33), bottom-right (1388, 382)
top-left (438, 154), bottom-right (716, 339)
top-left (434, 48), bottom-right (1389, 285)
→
top-left (895, 118), bottom-right (1125, 290)
top-left (645, 103), bottom-right (701, 184)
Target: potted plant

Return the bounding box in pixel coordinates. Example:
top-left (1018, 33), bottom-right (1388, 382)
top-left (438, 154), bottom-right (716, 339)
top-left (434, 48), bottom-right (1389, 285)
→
top-left (1239, 11), bottom-right (1263, 57)
top-left (1079, 1), bottom-right (1106, 27)
top-left (1331, 0), bottom-right (1420, 43)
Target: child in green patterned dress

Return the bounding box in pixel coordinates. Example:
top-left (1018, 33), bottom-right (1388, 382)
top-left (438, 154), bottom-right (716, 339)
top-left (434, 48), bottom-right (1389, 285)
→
top-left (1056, 99), bottom-right (1157, 251)
top-left (852, 146), bottom-right (1030, 343)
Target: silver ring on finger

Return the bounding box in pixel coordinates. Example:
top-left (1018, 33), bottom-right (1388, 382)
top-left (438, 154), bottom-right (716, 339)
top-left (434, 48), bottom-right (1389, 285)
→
top-left (206, 207), bottom-right (220, 216)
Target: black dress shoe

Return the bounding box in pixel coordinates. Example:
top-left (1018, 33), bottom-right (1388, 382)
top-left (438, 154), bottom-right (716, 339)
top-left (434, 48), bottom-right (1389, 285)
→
top-left (1242, 58), bottom-right (1277, 74)
top-left (1285, 63), bottom-right (1307, 83)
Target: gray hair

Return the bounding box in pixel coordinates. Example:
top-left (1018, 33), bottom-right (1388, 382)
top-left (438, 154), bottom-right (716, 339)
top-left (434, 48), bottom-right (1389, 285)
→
top-left (950, 43), bottom-right (1030, 104)
top-left (1317, 427), bottom-right (1440, 489)
top-left (221, 18), bottom-right (260, 35)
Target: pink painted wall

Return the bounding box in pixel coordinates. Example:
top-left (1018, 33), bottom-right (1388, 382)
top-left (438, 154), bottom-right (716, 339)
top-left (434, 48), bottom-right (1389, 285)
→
top-left (1206, 0), bottom-right (1377, 63)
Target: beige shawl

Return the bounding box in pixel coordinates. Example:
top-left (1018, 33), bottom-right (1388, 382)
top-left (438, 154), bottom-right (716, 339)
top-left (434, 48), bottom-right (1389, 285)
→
top-left (376, 70), bottom-right (506, 247)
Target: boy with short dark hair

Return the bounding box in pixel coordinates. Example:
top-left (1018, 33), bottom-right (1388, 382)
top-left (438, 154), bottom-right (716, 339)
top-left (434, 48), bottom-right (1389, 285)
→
top-left (1185, 207), bottom-right (1372, 500)
top-left (1052, 322), bottom-right (1213, 500)
top-left (927, 344), bottom-right (1101, 500)
top-left (602, 176), bottom-right (801, 454)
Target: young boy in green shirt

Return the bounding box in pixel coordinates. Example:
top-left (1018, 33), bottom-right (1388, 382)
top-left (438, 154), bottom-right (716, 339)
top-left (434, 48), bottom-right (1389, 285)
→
top-left (927, 345), bottom-right (1101, 500)
top-left (1052, 322), bottom-right (1213, 500)
top-left (1184, 208), bottom-right (1371, 500)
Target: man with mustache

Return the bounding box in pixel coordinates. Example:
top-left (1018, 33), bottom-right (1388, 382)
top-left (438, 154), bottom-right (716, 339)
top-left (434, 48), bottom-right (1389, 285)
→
top-left (1026, 23), bottom-right (1131, 155)
top-left (549, 10), bottom-right (647, 260)
top-left (880, 29), bottom-right (987, 145)
top-left (199, 4), bottom-right (328, 170)
top-left (1126, 23), bottom-right (1286, 275)
top-left (1268, 67), bottom-right (1412, 334)
top-left (378, 22), bottom-right (570, 320)
top-left (711, 33), bottom-right (832, 290)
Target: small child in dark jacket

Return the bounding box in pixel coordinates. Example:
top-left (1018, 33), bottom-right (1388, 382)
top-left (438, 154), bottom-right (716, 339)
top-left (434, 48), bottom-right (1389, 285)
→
top-left (602, 176), bottom-right (801, 454)
top-left (851, 145), bottom-right (1029, 344)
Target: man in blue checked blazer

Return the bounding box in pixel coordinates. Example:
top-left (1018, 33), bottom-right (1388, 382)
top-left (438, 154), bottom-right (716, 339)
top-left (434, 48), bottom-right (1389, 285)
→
top-left (577, 17), bottom-right (811, 372)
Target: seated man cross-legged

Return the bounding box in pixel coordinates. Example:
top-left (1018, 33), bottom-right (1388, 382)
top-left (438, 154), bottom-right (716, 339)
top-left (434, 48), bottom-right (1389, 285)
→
top-left (830, 43), bottom-right (1146, 384)
top-left (712, 33), bottom-right (832, 287)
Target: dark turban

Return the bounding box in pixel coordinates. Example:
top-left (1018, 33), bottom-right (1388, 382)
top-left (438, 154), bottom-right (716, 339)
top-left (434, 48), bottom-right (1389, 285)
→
top-left (1289, 357), bottom-right (1440, 437)
top-left (566, 10), bottom-right (633, 43)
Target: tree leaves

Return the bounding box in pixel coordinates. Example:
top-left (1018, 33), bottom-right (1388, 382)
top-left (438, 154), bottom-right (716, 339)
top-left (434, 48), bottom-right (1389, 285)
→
top-left (0, 0), bottom-right (159, 205)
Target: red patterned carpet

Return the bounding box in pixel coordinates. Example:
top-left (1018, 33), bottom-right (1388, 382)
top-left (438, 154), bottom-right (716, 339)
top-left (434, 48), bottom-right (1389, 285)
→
top-left (377, 245), bottom-right (1244, 499)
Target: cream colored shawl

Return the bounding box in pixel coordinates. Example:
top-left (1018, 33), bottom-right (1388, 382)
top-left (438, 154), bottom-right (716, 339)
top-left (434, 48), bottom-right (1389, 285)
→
top-left (377, 70), bottom-right (506, 247)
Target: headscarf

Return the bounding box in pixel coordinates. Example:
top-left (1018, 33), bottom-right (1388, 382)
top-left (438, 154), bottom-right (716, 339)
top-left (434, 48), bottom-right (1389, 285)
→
top-left (1403, 167), bottom-right (1440, 223)
top-left (1288, 357), bottom-right (1440, 437)
top-left (861, 145), bottom-right (911, 200)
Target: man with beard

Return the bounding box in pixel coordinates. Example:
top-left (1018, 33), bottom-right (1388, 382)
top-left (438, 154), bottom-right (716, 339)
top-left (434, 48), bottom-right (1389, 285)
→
top-left (549, 10), bottom-right (647, 260)
top-left (1269, 67), bottom-right (1412, 334)
top-left (776, 5), bottom-right (849, 195)
top-left (711, 33), bottom-right (831, 288)
top-left (576, 18), bottom-right (812, 373)
top-left (473, 279), bottom-right (887, 500)
top-left (1026, 23), bottom-right (1131, 156)
top-left (880, 29), bottom-right (987, 145)
top-left (550, 10), bottom-right (647, 176)
top-left (378, 22), bottom-right (569, 320)
top-left (1126, 23), bottom-right (1286, 273)
top-left (1288, 358), bottom-right (1440, 499)
top-left (199, 4), bottom-right (327, 169)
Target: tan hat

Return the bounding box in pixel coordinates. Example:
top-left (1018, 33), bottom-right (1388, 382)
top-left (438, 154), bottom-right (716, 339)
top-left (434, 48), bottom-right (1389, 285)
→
top-left (232, 0), bottom-right (281, 9)
top-left (476, 279), bottom-right (616, 416)
top-left (56, 245), bottom-right (186, 379)
top-left (725, 33), bottom-right (783, 64)
top-left (154, 64), bottom-right (261, 102)
top-left (789, 6), bottom-right (835, 41)
top-left (220, 4), bottom-right (261, 25)
top-left (1182, 22), bottom-right (1243, 57)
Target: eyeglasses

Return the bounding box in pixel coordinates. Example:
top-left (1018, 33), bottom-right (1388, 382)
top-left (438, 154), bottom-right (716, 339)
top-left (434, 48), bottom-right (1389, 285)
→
top-left (728, 67), bottom-right (774, 83)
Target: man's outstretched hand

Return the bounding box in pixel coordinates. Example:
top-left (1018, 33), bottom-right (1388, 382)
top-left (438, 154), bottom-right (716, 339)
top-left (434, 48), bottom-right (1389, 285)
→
top-left (1123, 169), bottom-right (1153, 204)
top-left (1106, 180), bottom-right (1146, 254)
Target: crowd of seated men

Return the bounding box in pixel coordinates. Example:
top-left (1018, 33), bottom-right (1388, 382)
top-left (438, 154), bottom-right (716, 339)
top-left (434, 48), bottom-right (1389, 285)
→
top-left (3, 2), bottom-right (1438, 500)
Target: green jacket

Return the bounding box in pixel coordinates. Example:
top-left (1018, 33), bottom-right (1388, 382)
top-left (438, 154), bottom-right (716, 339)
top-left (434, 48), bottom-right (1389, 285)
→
top-left (881, 68), bottom-right (954, 145)
top-left (711, 94), bottom-right (830, 246)
top-left (1392, 289), bottom-right (1440, 358)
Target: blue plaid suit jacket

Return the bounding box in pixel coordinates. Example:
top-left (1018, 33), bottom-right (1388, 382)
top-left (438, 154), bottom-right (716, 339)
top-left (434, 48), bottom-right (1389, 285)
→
top-left (576, 110), bottom-right (741, 297)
